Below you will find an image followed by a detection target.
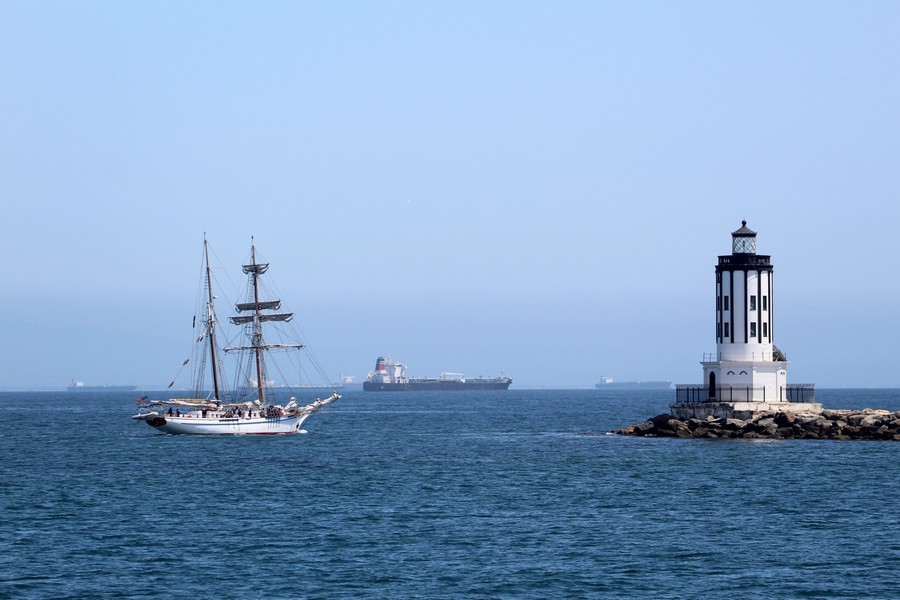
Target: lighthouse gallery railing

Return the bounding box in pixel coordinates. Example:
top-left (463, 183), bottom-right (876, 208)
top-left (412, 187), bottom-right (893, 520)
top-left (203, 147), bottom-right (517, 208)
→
top-left (674, 384), bottom-right (815, 405)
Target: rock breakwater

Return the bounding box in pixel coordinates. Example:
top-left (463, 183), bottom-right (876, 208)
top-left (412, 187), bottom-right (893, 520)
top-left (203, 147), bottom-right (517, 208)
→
top-left (615, 409), bottom-right (900, 440)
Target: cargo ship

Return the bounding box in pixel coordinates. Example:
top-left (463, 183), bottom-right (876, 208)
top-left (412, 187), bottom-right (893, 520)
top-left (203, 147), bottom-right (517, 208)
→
top-left (67, 378), bottom-right (137, 392)
top-left (364, 356), bottom-right (512, 391)
top-left (594, 376), bottom-right (672, 390)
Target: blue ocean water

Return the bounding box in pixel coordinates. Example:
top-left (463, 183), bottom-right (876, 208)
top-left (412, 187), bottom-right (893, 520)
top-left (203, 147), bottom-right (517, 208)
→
top-left (2, 388), bottom-right (900, 599)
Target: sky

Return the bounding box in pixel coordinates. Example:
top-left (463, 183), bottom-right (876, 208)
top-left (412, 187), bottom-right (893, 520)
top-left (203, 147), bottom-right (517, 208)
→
top-left (1, 1), bottom-right (898, 389)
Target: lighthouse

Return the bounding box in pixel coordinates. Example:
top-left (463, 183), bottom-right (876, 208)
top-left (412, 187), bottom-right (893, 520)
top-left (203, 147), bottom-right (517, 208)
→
top-left (671, 221), bottom-right (819, 420)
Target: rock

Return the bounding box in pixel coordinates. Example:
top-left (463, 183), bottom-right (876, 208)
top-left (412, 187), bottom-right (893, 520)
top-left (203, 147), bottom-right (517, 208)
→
top-left (687, 418), bottom-right (705, 431)
top-left (651, 414), bottom-right (674, 428)
top-left (724, 418), bottom-right (749, 431)
top-left (755, 417), bottom-right (776, 428)
top-left (798, 415), bottom-right (830, 436)
top-left (667, 419), bottom-right (691, 437)
top-left (635, 421), bottom-right (656, 436)
top-left (860, 415), bottom-right (883, 428)
top-left (823, 409), bottom-right (851, 420)
top-left (847, 414), bottom-right (868, 426)
top-left (759, 421), bottom-right (779, 435)
top-left (797, 414), bottom-right (828, 427)
top-left (774, 412), bottom-right (796, 427)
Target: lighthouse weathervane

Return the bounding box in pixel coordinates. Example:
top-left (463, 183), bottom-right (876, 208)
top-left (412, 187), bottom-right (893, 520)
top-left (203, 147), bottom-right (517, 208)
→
top-left (671, 221), bottom-right (820, 420)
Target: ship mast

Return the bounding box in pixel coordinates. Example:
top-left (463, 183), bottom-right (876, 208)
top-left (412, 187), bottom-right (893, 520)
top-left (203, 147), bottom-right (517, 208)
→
top-left (250, 240), bottom-right (266, 407)
top-left (204, 236), bottom-right (222, 403)
top-left (226, 240), bottom-right (299, 406)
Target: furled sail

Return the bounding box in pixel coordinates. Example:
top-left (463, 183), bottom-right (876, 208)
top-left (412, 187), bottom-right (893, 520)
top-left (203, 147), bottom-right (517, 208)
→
top-left (243, 263), bottom-right (269, 274)
top-left (235, 300), bottom-right (281, 312)
top-left (229, 313), bottom-right (294, 325)
top-left (223, 343), bottom-right (304, 352)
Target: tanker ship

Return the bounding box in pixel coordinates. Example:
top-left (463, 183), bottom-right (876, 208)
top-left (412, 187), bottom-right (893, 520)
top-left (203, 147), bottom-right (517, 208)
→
top-left (363, 356), bottom-right (512, 391)
top-left (67, 379), bottom-right (137, 392)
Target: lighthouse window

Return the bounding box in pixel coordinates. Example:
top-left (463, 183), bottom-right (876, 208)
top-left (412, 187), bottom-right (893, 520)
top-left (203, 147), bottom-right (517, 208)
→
top-left (763, 322), bottom-right (768, 338)
top-left (724, 322), bottom-right (730, 337)
top-left (762, 296), bottom-right (768, 310)
top-left (750, 322), bottom-right (757, 337)
top-left (749, 295), bottom-right (757, 311)
top-left (723, 296), bottom-right (730, 310)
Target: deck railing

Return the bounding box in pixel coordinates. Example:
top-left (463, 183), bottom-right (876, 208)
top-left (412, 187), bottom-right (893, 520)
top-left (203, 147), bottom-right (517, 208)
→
top-left (785, 384), bottom-right (816, 403)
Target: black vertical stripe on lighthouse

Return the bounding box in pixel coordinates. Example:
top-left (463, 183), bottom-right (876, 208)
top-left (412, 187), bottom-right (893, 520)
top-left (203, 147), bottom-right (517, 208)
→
top-left (717, 274), bottom-right (723, 344)
top-left (743, 269), bottom-right (749, 344)
top-left (757, 270), bottom-right (762, 343)
top-left (716, 277), bottom-right (720, 343)
top-left (729, 270), bottom-right (735, 344)
top-left (769, 269), bottom-right (775, 344)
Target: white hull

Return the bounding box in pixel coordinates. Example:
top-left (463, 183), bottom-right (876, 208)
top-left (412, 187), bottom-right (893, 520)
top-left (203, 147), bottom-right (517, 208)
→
top-left (134, 411), bottom-right (310, 435)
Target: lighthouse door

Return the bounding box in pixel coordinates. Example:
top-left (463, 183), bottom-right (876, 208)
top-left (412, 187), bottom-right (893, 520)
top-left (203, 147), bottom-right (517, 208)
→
top-left (708, 372), bottom-right (716, 400)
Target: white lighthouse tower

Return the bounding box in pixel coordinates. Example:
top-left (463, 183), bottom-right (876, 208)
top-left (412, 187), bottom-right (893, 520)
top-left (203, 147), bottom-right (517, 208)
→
top-left (671, 221), bottom-right (819, 420)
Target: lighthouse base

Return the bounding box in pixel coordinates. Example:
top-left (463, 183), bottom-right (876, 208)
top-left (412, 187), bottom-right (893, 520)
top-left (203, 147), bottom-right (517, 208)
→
top-left (669, 400), bottom-right (823, 421)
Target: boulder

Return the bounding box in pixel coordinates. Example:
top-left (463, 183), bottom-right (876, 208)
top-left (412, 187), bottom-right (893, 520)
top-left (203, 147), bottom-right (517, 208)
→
top-left (635, 421), bottom-right (656, 436)
top-left (724, 418), bottom-right (749, 431)
top-left (796, 414), bottom-right (828, 428)
top-left (758, 421), bottom-right (779, 436)
top-left (651, 413), bottom-right (675, 428)
top-left (774, 412), bottom-right (796, 427)
top-left (847, 414), bottom-right (868, 426)
top-left (823, 409), bottom-right (851, 420)
top-left (692, 427), bottom-right (717, 438)
top-left (687, 418), bottom-right (705, 431)
top-left (754, 417), bottom-right (776, 428)
top-left (667, 419), bottom-right (692, 437)
top-left (776, 427), bottom-right (795, 438)
top-left (860, 415), bottom-right (883, 428)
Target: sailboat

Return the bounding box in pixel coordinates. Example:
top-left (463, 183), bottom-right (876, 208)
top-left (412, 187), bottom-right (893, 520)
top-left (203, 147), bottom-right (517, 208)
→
top-left (132, 237), bottom-right (340, 434)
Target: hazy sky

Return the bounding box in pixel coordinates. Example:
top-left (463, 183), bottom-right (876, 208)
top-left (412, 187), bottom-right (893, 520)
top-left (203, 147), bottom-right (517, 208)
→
top-left (2, 1), bottom-right (898, 389)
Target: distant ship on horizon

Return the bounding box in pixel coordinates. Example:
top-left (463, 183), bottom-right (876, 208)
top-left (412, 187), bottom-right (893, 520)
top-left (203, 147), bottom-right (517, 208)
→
top-left (67, 378), bottom-right (137, 392)
top-left (595, 376), bottom-right (672, 390)
top-left (364, 356), bottom-right (512, 391)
